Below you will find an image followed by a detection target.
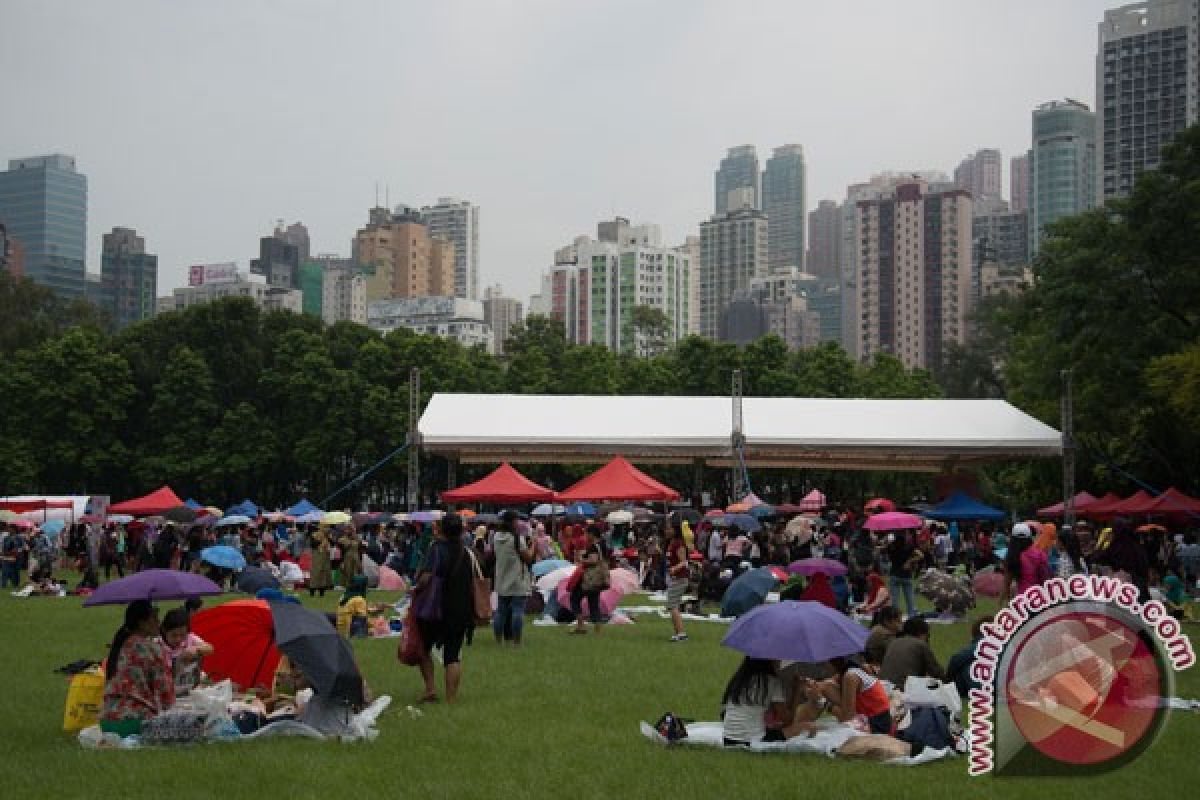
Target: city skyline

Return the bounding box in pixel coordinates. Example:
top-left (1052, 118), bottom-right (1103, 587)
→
top-left (2, 1), bottom-right (1118, 303)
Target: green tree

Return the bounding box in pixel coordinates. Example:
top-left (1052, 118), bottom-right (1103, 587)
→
top-left (630, 305), bottom-right (672, 356)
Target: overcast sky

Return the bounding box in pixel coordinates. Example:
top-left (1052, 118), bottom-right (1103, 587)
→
top-left (2, 0), bottom-right (1116, 303)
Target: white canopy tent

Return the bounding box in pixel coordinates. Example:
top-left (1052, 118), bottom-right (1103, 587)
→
top-left (418, 394), bottom-right (1061, 472)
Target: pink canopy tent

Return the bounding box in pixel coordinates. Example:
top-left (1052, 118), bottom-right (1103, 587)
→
top-left (1143, 487), bottom-right (1200, 517)
top-left (798, 489), bottom-right (826, 512)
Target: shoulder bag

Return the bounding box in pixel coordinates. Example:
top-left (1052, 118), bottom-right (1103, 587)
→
top-left (412, 544), bottom-right (444, 622)
top-left (467, 548), bottom-right (493, 626)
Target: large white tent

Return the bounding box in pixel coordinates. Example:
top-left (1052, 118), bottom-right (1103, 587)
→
top-left (418, 394), bottom-right (1061, 472)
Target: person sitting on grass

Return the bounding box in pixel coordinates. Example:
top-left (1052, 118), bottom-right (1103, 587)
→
top-left (794, 656), bottom-right (893, 734)
top-left (720, 657), bottom-right (797, 746)
top-left (864, 606), bottom-right (902, 666)
top-left (945, 616), bottom-right (990, 697)
top-left (799, 571), bottom-right (838, 610)
top-left (1162, 568), bottom-right (1190, 620)
top-left (159, 608), bottom-right (214, 695)
top-left (879, 616), bottom-right (944, 689)
top-left (336, 575), bottom-right (371, 638)
top-left (859, 568), bottom-right (890, 615)
top-left (99, 599), bottom-right (174, 736)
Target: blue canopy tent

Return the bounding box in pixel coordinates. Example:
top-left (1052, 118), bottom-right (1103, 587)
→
top-left (224, 499), bottom-right (259, 518)
top-left (285, 498), bottom-right (322, 517)
top-left (923, 491), bottom-right (1006, 522)
top-left (184, 498), bottom-right (203, 511)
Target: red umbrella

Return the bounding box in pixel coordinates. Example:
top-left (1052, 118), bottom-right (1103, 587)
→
top-left (189, 599), bottom-right (280, 691)
top-left (865, 498), bottom-right (896, 514)
top-left (705, 509), bottom-right (725, 517)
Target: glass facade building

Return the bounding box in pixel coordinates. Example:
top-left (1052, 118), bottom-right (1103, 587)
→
top-left (1030, 100), bottom-right (1097, 255)
top-left (762, 144), bottom-right (807, 272)
top-left (0, 155), bottom-right (87, 299)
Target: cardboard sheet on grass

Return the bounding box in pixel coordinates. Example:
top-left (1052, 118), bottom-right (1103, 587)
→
top-left (639, 719), bottom-right (952, 766)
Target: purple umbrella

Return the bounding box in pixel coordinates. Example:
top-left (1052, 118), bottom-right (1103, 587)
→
top-left (721, 600), bottom-right (868, 662)
top-left (409, 510), bottom-right (445, 523)
top-left (83, 569), bottom-right (223, 607)
top-left (788, 557), bottom-right (848, 577)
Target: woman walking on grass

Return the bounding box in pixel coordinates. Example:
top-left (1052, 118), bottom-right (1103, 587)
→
top-left (415, 513), bottom-right (473, 703)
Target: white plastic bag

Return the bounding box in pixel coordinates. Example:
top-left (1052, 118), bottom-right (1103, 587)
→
top-left (902, 676), bottom-right (961, 714)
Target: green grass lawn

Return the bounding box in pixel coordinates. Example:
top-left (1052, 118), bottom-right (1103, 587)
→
top-left (3, 584), bottom-right (1197, 800)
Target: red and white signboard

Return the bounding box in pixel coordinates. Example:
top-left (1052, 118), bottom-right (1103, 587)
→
top-left (188, 262), bottom-right (238, 286)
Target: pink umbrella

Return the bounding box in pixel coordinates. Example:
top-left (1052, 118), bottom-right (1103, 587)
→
top-left (865, 498), bottom-right (896, 514)
top-left (377, 565), bottom-right (406, 591)
top-left (768, 566), bottom-right (789, 582)
top-left (972, 569), bottom-right (1006, 598)
top-left (608, 567), bottom-right (640, 595)
top-left (862, 511), bottom-right (923, 532)
top-left (10, 519), bottom-right (34, 529)
top-left (788, 557), bottom-right (848, 577)
top-left (556, 581), bottom-right (621, 617)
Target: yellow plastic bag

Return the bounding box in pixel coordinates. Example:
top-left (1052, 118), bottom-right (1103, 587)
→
top-left (63, 669), bottom-right (104, 733)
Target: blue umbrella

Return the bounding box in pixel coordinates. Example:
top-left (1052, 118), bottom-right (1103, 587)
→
top-left (564, 502), bottom-right (596, 517)
top-left (532, 558), bottom-right (572, 578)
top-left (216, 514), bottom-right (251, 527)
top-left (201, 545), bottom-right (247, 570)
top-left (531, 503), bottom-right (566, 517)
top-left (237, 565), bottom-right (281, 594)
top-left (748, 504), bottom-right (776, 519)
top-left (722, 600), bottom-right (868, 662)
top-left (40, 519), bottom-right (66, 538)
top-left (713, 513), bottom-right (762, 533)
top-left (720, 567), bottom-right (779, 617)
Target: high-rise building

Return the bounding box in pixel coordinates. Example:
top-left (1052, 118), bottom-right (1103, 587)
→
top-left (421, 197), bottom-right (479, 300)
top-left (1030, 99), bottom-right (1097, 255)
top-left (544, 220), bottom-right (691, 355)
top-left (1009, 153), bottom-right (1030, 213)
top-left (953, 149), bottom-right (1003, 203)
top-left (719, 267), bottom-right (822, 350)
top-left (278, 221), bottom-right (311, 264)
top-left (250, 225), bottom-right (301, 289)
top-left (1097, 0), bottom-right (1200, 202)
top-left (674, 234), bottom-right (701, 336)
top-left (100, 227), bottom-right (157, 328)
top-left (355, 206), bottom-right (455, 302)
top-left (317, 257), bottom-right (368, 326)
top-left (714, 145), bottom-right (760, 214)
top-left (856, 179), bottom-right (973, 371)
top-left (157, 267), bottom-right (302, 315)
top-left (805, 199), bottom-right (842, 281)
top-left (698, 206), bottom-right (769, 340)
top-left (762, 144), bottom-right (807, 271)
top-left (0, 155), bottom-right (87, 299)
top-left (0, 221), bottom-right (22, 277)
top-left (482, 284), bottom-right (524, 355)
top-left (367, 296), bottom-right (493, 352)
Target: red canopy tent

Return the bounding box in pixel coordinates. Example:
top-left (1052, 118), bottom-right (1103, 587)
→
top-left (1087, 490), bottom-right (1155, 518)
top-left (1143, 487), bottom-right (1200, 517)
top-left (1036, 491), bottom-right (1098, 518)
top-left (556, 456), bottom-right (680, 502)
top-left (109, 486), bottom-right (185, 516)
top-left (441, 462), bottom-right (555, 504)
top-left (1076, 492), bottom-right (1123, 517)
top-left (0, 499), bottom-right (75, 514)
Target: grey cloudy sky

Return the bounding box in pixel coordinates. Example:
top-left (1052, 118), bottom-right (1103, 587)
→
top-left (2, 0), bottom-right (1116, 303)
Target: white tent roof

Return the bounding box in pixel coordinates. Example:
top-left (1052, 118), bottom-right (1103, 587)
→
top-left (418, 394), bottom-right (1061, 472)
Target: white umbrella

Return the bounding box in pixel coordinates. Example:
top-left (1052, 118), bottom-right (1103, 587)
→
top-left (606, 510), bottom-right (634, 525)
top-left (535, 565), bottom-right (577, 592)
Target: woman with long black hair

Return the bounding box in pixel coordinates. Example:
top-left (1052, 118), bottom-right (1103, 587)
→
top-left (414, 513), bottom-right (473, 704)
top-left (720, 657), bottom-right (793, 747)
top-left (99, 600), bottom-right (174, 736)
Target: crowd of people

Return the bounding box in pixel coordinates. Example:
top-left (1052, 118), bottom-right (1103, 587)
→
top-left (5, 491), bottom-right (1197, 752)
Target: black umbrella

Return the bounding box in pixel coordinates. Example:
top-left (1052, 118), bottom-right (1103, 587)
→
top-left (237, 565), bottom-right (281, 595)
top-left (269, 600), bottom-right (364, 706)
top-left (164, 505), bottom-right (199, 524)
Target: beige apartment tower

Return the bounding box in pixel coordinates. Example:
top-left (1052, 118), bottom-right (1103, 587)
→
top-left (856, 180), bottom-right (972, 371)
top-left (356, 206), bottom-right (454, 302)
